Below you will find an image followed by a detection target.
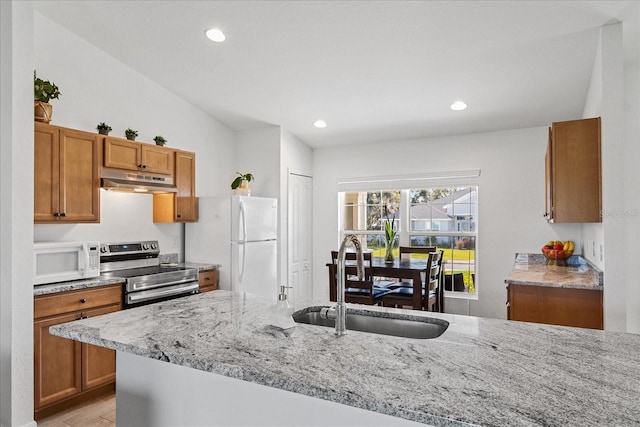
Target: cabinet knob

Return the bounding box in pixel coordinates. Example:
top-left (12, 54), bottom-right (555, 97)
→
top-left (60, 212), bottom-right (66, 217)
top-left (506, 302), bottom-right (511, 307)
top-left (204, 277), bottom-right (210, 281)
top-left (77, 313), bottom-right (88, 320)
top-left (53, 212), bottom-right (60, 217)
top-left (80, 298), bottom-right (87, 303)
top-left (141, 165), bottom-right (147, 169)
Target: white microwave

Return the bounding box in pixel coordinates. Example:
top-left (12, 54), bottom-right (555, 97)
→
top-left (33, 241), bottom-right (101, 285)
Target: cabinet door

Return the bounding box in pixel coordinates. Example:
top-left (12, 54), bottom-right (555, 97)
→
top-left (34, 123), bottom-right (60, 222)
top-left (175, 150), bottom-right (197, 221)
top-left (82, 305), bottom-right (119, 390)
top-left (141, 145), bottom-right (174, 175)
top-left (34, 312), bottom-right (82, 409)
top-left (548, 117), bottom-right (601, 223)
top-left (59, 129), bottom-right (100, 222)
top-left (199, 270), bottom-right (219, 293)
top-left (104, 137), bottom-right (141, 171)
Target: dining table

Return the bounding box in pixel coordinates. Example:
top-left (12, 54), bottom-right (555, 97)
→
top-left (327, 256), bottom-right (428, 310)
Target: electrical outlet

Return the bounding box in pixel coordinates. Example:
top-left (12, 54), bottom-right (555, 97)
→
top-left (592, 241), bottom-right (596, 257)
top-left (172, 235), bottom-right (180, 249)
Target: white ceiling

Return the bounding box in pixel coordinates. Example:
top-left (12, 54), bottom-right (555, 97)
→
top-left (33, 1), bottom-right (639, 148)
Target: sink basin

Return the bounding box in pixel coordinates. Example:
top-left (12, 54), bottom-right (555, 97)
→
top-left (292, 306), bottom-right (449, 339)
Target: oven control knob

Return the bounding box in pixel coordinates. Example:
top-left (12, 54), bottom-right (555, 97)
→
top-left (151, 243), bottom-right (158, 250)
top-left (100, 246), bottom-right (108, 254)
top-left (142, 243), bottom-right (150, 250)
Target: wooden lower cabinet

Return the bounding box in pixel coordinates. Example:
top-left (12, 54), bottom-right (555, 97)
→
top-left (199, 269), bottom-right (219, 293)
top-left (507, 284), bottom-right (603, 330)
top-left (34, 285), bottom-right (122, 420)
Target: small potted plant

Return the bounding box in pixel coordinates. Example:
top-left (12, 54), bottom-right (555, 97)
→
top-left (231, 172), bottom-right (254, 190)
top-left (34, 70), bottom-right (61, 123)
top-left (96, 122), bottom-right (112, 135)
top-left (124, 128), bottom-right (138, 141)
top-left (153, 135), bottom-right (167, 146)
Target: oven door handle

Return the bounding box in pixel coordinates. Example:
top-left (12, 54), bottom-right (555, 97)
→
top-left (129, 276), bottom-right (198, 292)
top-left (128, 282), bottom-right (199, 303)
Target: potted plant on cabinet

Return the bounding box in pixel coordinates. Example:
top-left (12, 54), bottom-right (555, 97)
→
top-left (34, 71), bottom-right (61, 123)
top-left (153, 135), bottom-right (167, 146)
top-left (96, 122), bottom-right (112, 135)
top-left (231, 172), bottom-right (254, 194)
top-left (124, 128), bottom-right (138, 141)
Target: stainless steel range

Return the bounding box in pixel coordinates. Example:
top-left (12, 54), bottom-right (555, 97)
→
top-left (99, 240), bottom-right (199, 308)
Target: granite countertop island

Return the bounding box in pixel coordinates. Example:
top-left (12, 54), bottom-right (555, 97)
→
top-left (50, 289), bottom-right (639, 426)
top-left (505, 253), bottom-right (603, 290)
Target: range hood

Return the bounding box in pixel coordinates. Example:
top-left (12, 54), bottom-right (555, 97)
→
top-left (100, 168), bottom-right (177, 194)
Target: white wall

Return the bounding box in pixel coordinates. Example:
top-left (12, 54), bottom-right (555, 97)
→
top-left (1, 2), bottom-right (36, 426)
top-left (313, 127), bottom-right (582, 319)
top-left (236, 126), bottom-right (281, 199)
top-left (32, 12), bottom-right (237, 257)
top-left (581, 23), bottom-right (627, 332)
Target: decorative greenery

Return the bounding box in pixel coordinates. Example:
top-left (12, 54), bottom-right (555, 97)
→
top-left (96, 122), bottom-right (112, 134)
top-left (34, 71), bottom-right (61, 103)
top-left (231, 172), bottom-right (254, 190)
top-left (383, 204), bottom-right (397, 246)
top-left (153, 135), bottom-right (167, 146)
top-left (124, 128), bottom-right (138, 140)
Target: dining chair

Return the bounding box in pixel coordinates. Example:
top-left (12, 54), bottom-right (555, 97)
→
top-left (387, 246), bottom-right (436, 290)
top-left (380, 251), bottom-right (443, 312)
top-left (326, 263), bottom-right (390, 305)
top-left (330, 250), bottom-right (395, 289)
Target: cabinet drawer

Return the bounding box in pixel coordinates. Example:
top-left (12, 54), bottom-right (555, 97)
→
top-left (198, 270), bottom-right (218, 293)
top-left (35, 285), bottom-right (122, 319)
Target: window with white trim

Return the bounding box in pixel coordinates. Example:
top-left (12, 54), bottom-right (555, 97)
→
top-left (338, 171), bottom-right (479, 295)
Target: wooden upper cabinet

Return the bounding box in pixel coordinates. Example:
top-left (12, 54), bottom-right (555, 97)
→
top-left (103, 137), bottom-right (174, 175)
top-left (545, 117), bottom-right (601, 223)
top-left (153, 149), bottom-right (198, 223)
top-left (34, 123), bottom-right (100, 223)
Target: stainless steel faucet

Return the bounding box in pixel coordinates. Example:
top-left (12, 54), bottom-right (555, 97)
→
top-left (321, 234), bottom-right (365, 336)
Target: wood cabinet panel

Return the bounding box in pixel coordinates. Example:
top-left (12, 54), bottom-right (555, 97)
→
top-left (104, 137), bottom-right (174, 175)
top-left (82, 305), bottom-right (119, 390)
top-left (545, 117), bottom-right (601, 223)
top-left (34, 312), bottom-right (82, 409)
top-left (103, 137), bottom-right (140, 171)
top-left (199, 270), bottom-right (219, 293)
top-left (34, 123), bottom-right (99, 223)
top-left (35, 285), bottom-right (121, 319)
top-left (34, 285), bottom-right (122, 418)
top-left (153, 149), bottom-right (198, 222)
top-left (142, 144), bottom-right (175, 175)
top-left (507, 284), bottom-right (603, 329)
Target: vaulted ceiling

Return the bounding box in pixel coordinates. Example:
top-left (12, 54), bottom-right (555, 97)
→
top-left (34, 1), bottom-right (639, 148)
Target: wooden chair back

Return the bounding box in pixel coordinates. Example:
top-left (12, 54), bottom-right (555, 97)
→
top-left (398, 246), bottom-right (436, 262)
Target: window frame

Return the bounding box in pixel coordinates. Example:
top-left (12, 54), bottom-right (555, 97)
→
top-left (337, 172), bottom-right (479, 300)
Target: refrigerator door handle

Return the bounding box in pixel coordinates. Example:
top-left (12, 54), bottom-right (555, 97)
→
top-left (239, 200), bottom-right (247, 242)
top-left (239, 242), bottom-right (246, 285)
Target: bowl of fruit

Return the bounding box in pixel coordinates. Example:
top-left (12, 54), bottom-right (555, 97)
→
top-left (542, 240), bottom-right (574, 265)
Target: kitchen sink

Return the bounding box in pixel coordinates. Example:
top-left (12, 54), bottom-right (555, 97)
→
top-left (292, 306), bottom-right (449, 339)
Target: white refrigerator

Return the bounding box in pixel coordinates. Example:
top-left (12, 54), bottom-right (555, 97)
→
top-left (185, 196), bottom-right (278, 300)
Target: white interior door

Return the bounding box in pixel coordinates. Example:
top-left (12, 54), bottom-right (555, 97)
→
top-left (288, 173), bottom-right (313, 305)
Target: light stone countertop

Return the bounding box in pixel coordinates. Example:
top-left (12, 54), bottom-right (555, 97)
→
top-left (50, 290), bottom-right (639, 426)
top-left (504, 253), bottom-right (603, 290)
top-left (33, 276), bottom-right (125, 296)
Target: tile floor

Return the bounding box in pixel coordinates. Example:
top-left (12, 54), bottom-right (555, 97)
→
top-left (37, 391), bottom-right (115, 427)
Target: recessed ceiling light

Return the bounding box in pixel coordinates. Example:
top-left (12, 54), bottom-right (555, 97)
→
top-left (205, 28), bottom-right (226, 42)
top-left (450, 101), bottom-right (468, 111)
top-left (313, 120), bottom-right (327, 128)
